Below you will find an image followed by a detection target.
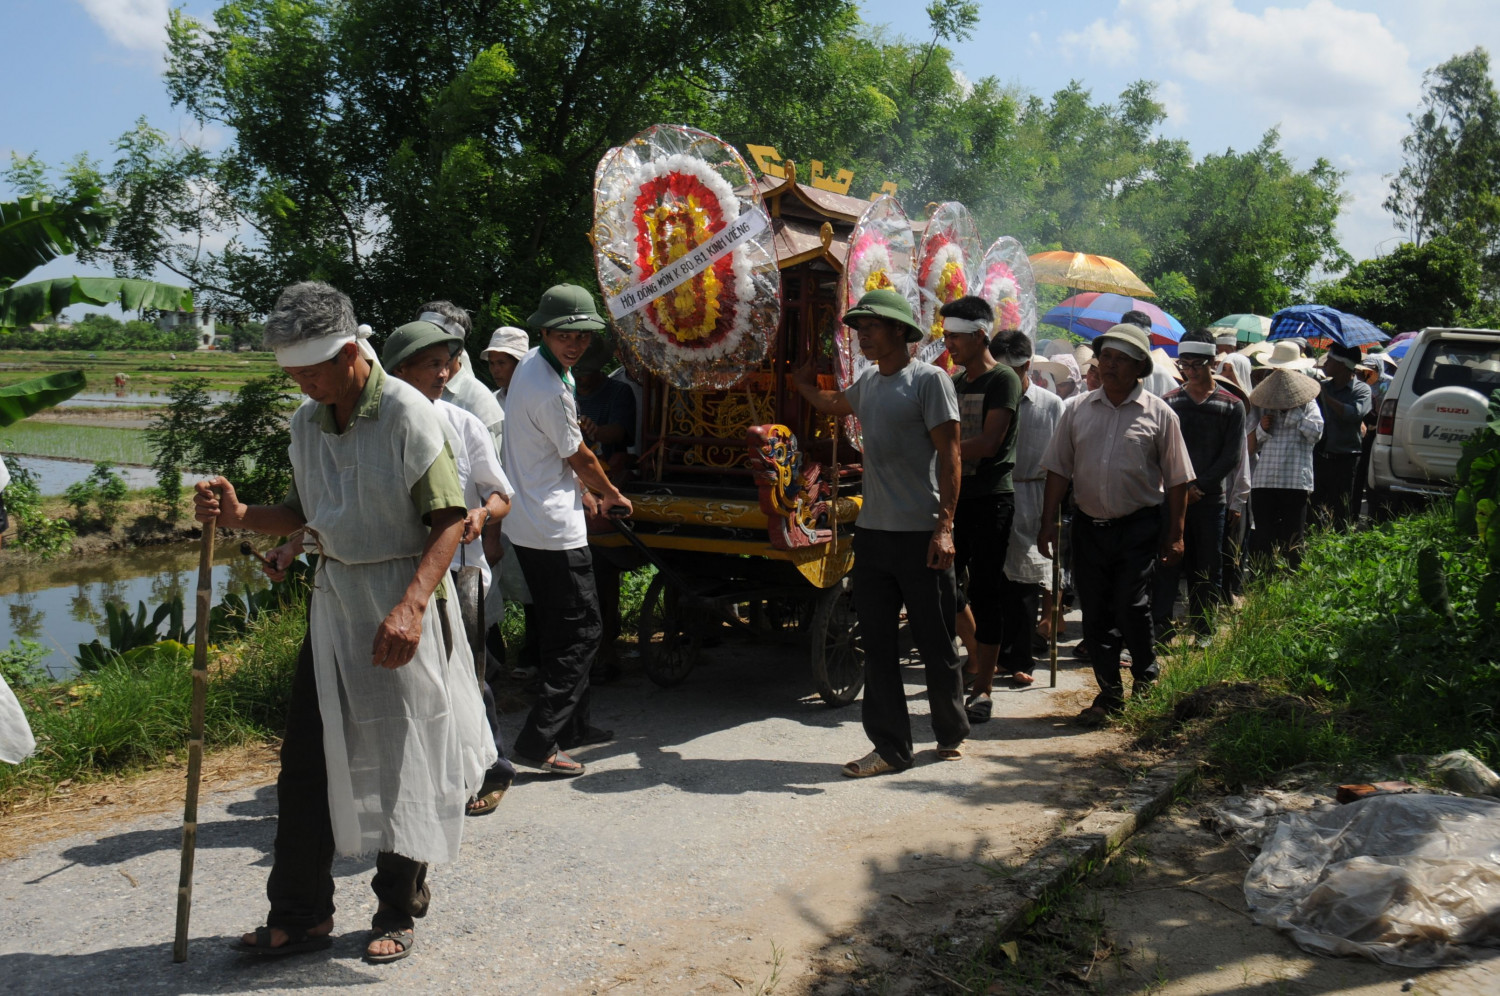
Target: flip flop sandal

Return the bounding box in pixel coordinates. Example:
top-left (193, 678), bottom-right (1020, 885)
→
top-left (842, 750), bottom-right (898, 778)
top-left (465, 783), bottom-right (508, 817)
top-left (231, 925), bottom-right (333, 957)
top-left (965, 693), bottom-right (993, 724)
top-left (514, 750), bottom-right (586, 776)
top-left (937, 743), bottom-right (964, 761)
top-left (364, 928), bottom-right (415, 964)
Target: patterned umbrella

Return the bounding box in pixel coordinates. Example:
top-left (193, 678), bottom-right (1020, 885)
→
top-left (1207, 313), bottom-right (1271, 343)
top-left (1039, 292), bottom-right (1186, 355)
top-left (1269, 304), bottom-right (1388, 348)
top-left (1027, 251), bottom-right (1155, 297)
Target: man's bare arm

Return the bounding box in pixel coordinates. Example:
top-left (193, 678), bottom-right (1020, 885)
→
top-left (1036, 471), bottom-right (1070, 560)
top-left (927, 420), bottom-right (960, 569)
top-left (958, 408), bottom-right (1013, 462)
top-left (193, 476), bottom-right (305, 535)
top-left (566, 445), bottom-right (633, 516)
top-left (791, 358), bottom-right (854, 416)
top-left (372, 506), bottom-right (465, 670)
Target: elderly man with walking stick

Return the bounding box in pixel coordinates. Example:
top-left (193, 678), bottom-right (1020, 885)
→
top-left (194, 281), bottom-right (494, 965)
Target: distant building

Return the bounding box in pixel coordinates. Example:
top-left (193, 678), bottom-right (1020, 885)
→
top-left (156, 309), bottom-right (218, 349)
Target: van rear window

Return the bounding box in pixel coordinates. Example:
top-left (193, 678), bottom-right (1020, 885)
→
top-left (1410, 339), bottom-right (1500, 396)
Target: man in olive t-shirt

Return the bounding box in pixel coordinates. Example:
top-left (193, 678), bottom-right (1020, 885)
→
top-left (941, 296), bottom-right (1022, 722)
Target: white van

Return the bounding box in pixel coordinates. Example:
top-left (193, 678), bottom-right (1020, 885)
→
top-left (1367, 328), bottom-right (1500, 511)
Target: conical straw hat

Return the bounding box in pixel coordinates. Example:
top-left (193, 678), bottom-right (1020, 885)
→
top-left (1248, 367), bottom-right (1320, 410)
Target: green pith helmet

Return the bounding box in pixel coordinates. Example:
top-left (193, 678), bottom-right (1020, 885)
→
top-left (528, 283), bottom-right (607, 331)
top-left (382, 320), bottom-right (462, 372)
top-left (842, 288), bottom-right (923, 342)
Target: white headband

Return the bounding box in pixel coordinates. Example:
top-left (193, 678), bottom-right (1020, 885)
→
top-left (418, 311), bottom-right (467, 339)
top-left (942, 316), bottom-right (991, 335)
top-left (1178, 341), bottom-right (1217, 357)
top-left (275, 323), bottom-right (377, 368)
top-left (1214, 333), bottom-right (1237, 347)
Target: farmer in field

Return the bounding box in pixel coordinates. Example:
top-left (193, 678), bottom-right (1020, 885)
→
top-left (383, 320), bottom-right (517, 817)
top-left (793, 288), bottom-right (967, 776)
top-left (1038, 323), bottom-right (1193, 725)
top-left (503, 283), bottom-right (632, 776)
top-left (193, 281), bottom-right (494, 964)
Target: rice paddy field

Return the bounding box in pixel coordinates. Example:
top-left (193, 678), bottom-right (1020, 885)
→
top-left (0, 422), bottom-right (154, 465)
top-left (0, 349), bottom-right (280, 393)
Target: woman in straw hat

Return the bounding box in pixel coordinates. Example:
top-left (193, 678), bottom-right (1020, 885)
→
top-left (1246, 367), bottom-right (1324, 569)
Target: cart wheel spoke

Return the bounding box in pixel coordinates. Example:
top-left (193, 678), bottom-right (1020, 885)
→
top-left (638, 574), bottom-right (701, 688)
top-left (809, 576), bottom-right (863, 707)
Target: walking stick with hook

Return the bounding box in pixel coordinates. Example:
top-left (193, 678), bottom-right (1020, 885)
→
top-left (1049, 505), bottom-right (1060, 689)
top-left (173, 502), bottom-right (216, 962)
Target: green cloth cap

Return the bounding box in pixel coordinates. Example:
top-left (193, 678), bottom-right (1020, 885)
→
top-left (1093, 323), bottom-right (1152, 362)
top-left (529, 283), bottom-right (607, 331)
top-left (842, 288), bottom-right (923, 342)
top-left (382, 320), bottom-right (462, 372)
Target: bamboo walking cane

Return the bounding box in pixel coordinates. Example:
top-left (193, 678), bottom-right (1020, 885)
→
top-left (1049, 505), bottom-right (1061, 689)
top-left (173, 512), bottom-right (216, 962)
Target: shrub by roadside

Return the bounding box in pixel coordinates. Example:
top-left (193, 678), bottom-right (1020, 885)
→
top-left (1126, 505), bottom-right (1500, 787)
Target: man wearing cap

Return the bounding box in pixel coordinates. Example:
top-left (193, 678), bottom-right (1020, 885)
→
top-left (504, 283), bottom-right (632, 776)
top-left (792, 288), bottom-right (966, 776)
top-left (194, 282), bottom-right (494, 963)
top-left (939, 296), bottom-right (1022, 720)
top-left (1311, 343), bottom-right (1372, 530)
top-left (382, 321), bottom-right (518, 817)
top-left (1152, 330), bottom-right (1246, 645)
top-left (418, 301), bottom-right (506, 455)
top-left (1038, 323), bottom-right (1194, 724)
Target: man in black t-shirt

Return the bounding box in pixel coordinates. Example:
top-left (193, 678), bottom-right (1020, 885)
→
top-left (942, 296), bottom-right (1023, 722)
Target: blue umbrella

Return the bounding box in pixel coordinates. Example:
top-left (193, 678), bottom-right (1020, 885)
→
top-left (1382, 339), bottom-right (1413, 361)
top-left (1039, 292), bottom-right (1187, 355)
top-left (1269, 304), bottom-right (1388, 347)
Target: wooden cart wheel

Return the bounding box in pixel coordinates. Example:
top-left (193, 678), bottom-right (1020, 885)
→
top-left (637, 574), bottom-right (701, 688)
top-left (809, 576), bottom-right (863, 707)
top-left (746, 597), bottom-right (810, 635)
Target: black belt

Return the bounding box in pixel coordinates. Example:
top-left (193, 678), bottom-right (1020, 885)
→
top-left (1084, 505), bottom-right (1160, 528)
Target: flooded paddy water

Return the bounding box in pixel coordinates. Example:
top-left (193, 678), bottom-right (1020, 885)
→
top-left (0, 542), bottom-right (270, 679)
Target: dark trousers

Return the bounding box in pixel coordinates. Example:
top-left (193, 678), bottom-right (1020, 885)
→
top-left (1351, 427), bottom-right (1376, 521)
top-left (1152, 499), bottom-right (1225, 636)
top-left (1312, 451), bottom-right (1360, 530)
top-left (1071, 507), bottom-right (1160, 709)
top-left (851, 529), bottom-right (969, 769)
top-left (1249, 488), bottom-right (1308, 569)
top-left (953, 493), bottom-right (1015, 645)
top-left (997, 577), bottom-right (1041, 675)
top-left (512, 545), bottom-right (600, 759)
top-left (1221, 507), bottom-right (1246, 600)
top-left (266, 614), bottom-right (430, 933)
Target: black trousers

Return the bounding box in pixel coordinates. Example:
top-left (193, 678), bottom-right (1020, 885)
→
top-left (952, 492), bottom-right (1015, 645)
top-left (1071, 507), bottom-right (1160, 709)
top-left (1249, 488), bottom-right (1309, 569)
top-left (997, 577), bottom-right (1041, 675)
top-left (851, 529), bottom-right (969, 769)
top-left (1152, 499), bottom-right (1225, 637)
top-left (1220, 506), bottom-right (1246, 600)
top-left (265, 611), bottom-right (430, 933)
top-left (1312, 451), bottom-right (1360, 530)
top-left (512, 545), bottom-right (600, 759)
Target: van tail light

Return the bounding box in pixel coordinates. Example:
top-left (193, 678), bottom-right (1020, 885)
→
top-left (1377, 398), bottom-right (1396, 436)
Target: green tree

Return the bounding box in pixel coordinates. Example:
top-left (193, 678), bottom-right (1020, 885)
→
top-left (1315, 236), bottom-right (1491, 331)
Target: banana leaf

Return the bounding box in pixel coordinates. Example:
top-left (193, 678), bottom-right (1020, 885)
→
top-left (0, 369), bottom-right (86, 427)
top-left (0, 275), bottom-right (192, 329)
top-left (0, 190), bottom-right (113, 290)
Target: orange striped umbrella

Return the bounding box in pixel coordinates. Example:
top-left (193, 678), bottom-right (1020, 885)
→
top-left (1027, 251), bottom-right (1154, 298)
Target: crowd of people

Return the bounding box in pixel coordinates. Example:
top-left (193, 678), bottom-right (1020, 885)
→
top-left (188, 277), bottom-right (1381, 965)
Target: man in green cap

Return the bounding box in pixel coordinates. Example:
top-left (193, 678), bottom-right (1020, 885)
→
top-left (1037, 323), bottom-right (1193, 725)
top-left (503, 283), bottom-right (632, 776)
top-left (793, 288), bottom-right (966, 778)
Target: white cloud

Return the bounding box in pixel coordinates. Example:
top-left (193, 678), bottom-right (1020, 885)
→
top-left (76, 0), bottom-right (171, 53)
top-left (1058, 18), bottom-right (1140, 65)
top-left (1157, 79), bottom-right (1189, 125)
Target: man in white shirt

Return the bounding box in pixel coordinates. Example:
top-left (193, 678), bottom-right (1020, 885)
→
top-left (503, 283), bottom-right (632, 776)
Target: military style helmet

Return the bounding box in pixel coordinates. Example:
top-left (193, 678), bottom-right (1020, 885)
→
top-left (528, 283), bottom-right (607, 331)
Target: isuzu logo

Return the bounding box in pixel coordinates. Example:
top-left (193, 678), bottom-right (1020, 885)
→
top-left (1435, 406), bottom-right (1470, 414)
top-left (1423, 425), bottom-right (1478, 442)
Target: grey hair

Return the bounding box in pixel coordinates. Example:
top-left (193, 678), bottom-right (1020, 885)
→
top-left (990, 330), bottom-right (1033, 365)
top-left (419, 299), bottom-right (472, 336)
top-left (263, 282), bottom-right (356, 349)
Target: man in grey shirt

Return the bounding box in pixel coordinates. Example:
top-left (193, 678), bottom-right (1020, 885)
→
top-left (794, 288), bottom-right (965, 777)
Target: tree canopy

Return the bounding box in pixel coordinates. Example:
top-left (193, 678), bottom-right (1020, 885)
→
top-left (12, 0), bottom-right (1356, 338)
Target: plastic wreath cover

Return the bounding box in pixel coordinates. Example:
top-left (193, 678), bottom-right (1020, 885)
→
top-left (592, 124), bottom-right (779, 391)
top-left (914, 201), bottom-right (981, 370)
top-left (835, 193), bottom-right (918, 448)
top-left (978, 236), bottom-right (1039, 340)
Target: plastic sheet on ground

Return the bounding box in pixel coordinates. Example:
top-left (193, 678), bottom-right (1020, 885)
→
top-left (1244, 793), bottom-right (1500, 967)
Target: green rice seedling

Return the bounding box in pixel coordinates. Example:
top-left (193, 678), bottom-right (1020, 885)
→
top-left (0, 422), bottom-right (155, 465)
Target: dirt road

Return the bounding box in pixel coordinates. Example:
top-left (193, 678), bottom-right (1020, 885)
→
top-left (0, 635), bottom-right (1131, 995)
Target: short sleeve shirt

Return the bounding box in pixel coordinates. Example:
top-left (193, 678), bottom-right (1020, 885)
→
top-left (951, 364), bottom-right (1021, 495)
top-left (500, 348), bottom-right (588, 550)
top-left (844, 361), bottom-right (960, 531)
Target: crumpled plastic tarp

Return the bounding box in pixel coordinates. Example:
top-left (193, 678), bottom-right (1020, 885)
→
top-left (1245, 793), bottom-right (1500, 967)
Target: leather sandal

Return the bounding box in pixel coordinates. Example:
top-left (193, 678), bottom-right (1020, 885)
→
top-left (842, 750), bottom-right (898, 778)
top-left (231, 924), bottom-right (333, 957)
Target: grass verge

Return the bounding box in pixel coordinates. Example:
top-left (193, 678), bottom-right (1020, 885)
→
top-left (1125, 504), bottom-right (1500, 787)
top-left (0, 349), bottom-right (282, 393)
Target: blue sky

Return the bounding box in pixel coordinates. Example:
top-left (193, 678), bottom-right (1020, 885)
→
top-left (6, 0), bottom-right (1500, 306)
